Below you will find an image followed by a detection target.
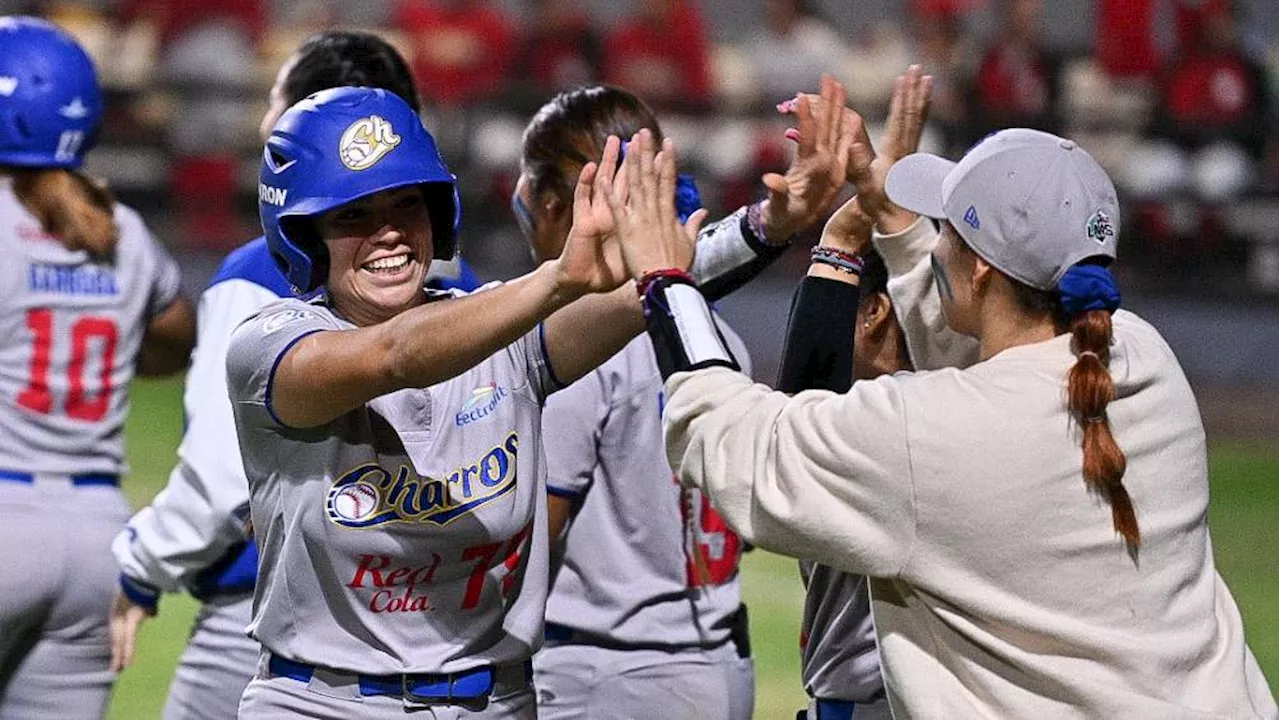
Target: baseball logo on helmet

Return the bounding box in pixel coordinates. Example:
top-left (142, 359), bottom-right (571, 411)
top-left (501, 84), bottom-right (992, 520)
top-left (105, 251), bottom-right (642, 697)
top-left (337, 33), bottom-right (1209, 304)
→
top-left (339, 115), bottom-right (401, 171)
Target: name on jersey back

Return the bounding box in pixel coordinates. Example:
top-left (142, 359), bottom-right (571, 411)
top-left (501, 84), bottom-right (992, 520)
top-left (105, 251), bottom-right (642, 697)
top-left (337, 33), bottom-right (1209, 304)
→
top-left (28, 262), bottom-right (118, 296)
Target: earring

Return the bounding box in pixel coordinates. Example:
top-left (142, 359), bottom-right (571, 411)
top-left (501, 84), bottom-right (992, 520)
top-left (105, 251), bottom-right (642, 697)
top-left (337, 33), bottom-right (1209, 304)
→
top-left (863, 321), bottom-right (871, 329)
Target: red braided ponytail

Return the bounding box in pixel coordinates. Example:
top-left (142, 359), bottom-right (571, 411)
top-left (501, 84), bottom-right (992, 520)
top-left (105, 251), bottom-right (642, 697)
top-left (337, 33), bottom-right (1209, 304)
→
top-left (1067, 310), bottom-right (1138, 546)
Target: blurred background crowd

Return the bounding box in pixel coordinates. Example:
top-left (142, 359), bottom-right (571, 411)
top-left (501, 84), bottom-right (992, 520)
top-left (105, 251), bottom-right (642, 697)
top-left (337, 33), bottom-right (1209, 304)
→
top-left (2, 0), bottom-right (1277, 400)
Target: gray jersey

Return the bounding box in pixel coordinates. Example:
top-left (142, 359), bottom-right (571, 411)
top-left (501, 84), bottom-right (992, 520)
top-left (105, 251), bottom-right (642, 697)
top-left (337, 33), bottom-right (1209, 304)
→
top-left (227, 290), bottom-right (557, 675)
top-left (799, 561), bottom-right (881, 701)
top-left (543, 320), bottom-right (750, 647)
top-left (0, 178), bottom-right (181, 475)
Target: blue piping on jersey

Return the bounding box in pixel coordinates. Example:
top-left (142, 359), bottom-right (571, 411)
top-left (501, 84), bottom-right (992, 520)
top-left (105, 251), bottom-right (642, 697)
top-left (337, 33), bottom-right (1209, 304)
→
top-left (537, 323), bottom-right (566, 391)
top-left (264, 329), bottom-right (324, 428)
top-left (546, 485), bottom-right (582, 499)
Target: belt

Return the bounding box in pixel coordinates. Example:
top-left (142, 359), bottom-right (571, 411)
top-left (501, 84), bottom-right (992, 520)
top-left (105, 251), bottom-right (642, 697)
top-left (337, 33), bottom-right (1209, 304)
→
top-left (815, 699), bottom-right (857, 720)
top-left (0, 470), bottom-right (118, 487)
top-left (267, 654), bottom-right (530, 703)
top-left (545, 604), bottom-right (752, 659)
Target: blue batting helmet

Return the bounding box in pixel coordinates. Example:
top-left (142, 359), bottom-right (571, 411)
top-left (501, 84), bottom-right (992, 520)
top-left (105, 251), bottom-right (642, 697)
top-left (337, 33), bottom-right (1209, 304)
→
top-left (0, 17), bottom-right (103, 169)
top-left (259, 86), bottom-right (460, 294)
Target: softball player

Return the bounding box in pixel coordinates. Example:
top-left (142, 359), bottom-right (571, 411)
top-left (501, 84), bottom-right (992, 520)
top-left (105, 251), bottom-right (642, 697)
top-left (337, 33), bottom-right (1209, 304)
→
top-left (107, 31), bottom-right (480, 720)
top-left (226, 87), bottom-right (720, 718)
top-left (615, 126), bottom-right (1277, 718)
top-left (0, 17), bottom-right (195, 720)
top-left (512, 81), bottom-right (856, 719)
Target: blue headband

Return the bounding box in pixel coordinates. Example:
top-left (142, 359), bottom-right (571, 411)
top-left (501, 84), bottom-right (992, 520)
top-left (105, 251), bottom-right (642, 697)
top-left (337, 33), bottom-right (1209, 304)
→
top-left (675, 174), bottom-right (701, 223)
top-left (619, 140), bottom-right (702, 224)
top-left (1057, 264), bottom-right (1121, 315)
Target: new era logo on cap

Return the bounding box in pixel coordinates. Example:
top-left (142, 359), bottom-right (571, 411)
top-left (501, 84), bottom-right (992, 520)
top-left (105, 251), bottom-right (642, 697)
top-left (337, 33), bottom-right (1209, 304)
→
top-left (963, 205), bottom-right (980, 229)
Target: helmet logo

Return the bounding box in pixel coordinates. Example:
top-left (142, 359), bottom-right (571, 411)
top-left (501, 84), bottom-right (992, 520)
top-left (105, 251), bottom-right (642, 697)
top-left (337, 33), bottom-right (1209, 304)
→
top-left (0, 77), bottom-right (16, 96)
top-left (339, 115), bottom-right (401, 171)
top-left (59, 97), bottom-right (89, 119)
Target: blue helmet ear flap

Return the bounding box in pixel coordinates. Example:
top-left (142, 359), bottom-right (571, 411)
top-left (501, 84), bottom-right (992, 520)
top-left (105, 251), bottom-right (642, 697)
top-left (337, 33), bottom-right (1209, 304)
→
top-left (277, 216), bottom-right (329, 293)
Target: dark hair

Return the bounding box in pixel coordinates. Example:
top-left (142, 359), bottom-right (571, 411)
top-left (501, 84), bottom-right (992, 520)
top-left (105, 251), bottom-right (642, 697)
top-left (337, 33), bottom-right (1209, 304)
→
top-left (284, 31), bottom-right (421, 112)
top-left (1011, 267), bottom-right (1137, 547)
top-left (521, 85), bottom-right (662, 201)
top-left (859, 248), bottom-right (890, 297)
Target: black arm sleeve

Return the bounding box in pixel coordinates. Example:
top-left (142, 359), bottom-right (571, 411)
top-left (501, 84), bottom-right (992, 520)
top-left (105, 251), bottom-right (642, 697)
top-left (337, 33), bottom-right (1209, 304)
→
top-left (775, 276), bottom-right (860, 394)
top-left (642, 277), bottom-right (741, 381)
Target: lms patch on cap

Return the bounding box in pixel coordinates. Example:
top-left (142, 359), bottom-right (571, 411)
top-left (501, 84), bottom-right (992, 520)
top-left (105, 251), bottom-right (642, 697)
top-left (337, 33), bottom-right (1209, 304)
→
top-left (340, 114), bottom-right (401, 171)
top-left (1086, 210), bottom-right (1114, 244)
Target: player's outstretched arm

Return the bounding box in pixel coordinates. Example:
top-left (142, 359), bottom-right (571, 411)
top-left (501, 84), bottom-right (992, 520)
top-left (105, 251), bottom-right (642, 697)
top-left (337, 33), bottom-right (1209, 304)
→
top-left (254, 140), bottom-right (636, 429)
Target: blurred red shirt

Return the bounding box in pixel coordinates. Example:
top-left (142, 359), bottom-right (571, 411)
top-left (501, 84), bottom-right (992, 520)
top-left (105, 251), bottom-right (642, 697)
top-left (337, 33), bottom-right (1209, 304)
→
top-left (604, 1), bottom-right (711, 110)
top-left (119, 0), bottom-right (265, 46)
top-left (393, 0), bottom-right (516, 107)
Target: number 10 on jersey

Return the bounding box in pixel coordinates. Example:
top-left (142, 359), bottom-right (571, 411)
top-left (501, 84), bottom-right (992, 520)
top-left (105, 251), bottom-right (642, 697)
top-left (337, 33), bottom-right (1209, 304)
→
top-left (17, 308), bottom-right (119, 422)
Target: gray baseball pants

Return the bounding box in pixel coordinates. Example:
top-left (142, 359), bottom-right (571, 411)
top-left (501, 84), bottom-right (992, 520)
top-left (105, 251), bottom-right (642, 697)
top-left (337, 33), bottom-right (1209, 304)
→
top-left (0, 479), bottom-right (131, 720)
top-left (162, 592), bottom-right (258, 720)
top-left (532, 641), bottom-right (754, 720)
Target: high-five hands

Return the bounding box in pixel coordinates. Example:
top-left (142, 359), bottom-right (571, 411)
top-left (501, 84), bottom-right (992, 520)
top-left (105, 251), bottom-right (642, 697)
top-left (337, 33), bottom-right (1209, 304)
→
top-left (848, 65), bottom-right (933, 233)
top-left (601, 129), bottom-right (707, 281)
top-left (760, 74), bottom-right (857, 242)
top-left (553, 135), bottom-right (633, 297)
top-left (780, 65), bottom-right (934, 234)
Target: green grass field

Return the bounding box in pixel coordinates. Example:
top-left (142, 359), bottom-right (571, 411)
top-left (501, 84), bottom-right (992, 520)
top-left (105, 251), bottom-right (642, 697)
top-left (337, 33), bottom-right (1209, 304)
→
top-left (108, 378), bottom-right (1277, 719)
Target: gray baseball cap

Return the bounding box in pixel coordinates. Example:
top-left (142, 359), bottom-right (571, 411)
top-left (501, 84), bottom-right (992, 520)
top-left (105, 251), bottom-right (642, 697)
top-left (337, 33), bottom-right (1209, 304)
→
top-left (885, 128), bottom-right (1119, 291)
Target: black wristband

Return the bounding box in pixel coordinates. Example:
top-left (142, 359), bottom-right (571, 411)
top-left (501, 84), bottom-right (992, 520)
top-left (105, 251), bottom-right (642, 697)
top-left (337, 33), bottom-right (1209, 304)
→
top-left (776, 276), bottom-right (860, 394)
top-left (641, 275), bottom-right (740, 380)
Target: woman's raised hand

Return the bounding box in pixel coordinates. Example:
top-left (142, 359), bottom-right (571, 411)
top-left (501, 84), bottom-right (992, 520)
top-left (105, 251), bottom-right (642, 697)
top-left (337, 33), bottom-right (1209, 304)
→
top-left (603, 129), bottom-right (707, 281)
top-left (847, 65), bottom-right (933, 232)
top-left (762, 74), bottom-right (855, 241)
top-left (554, 135), bottom-right (632, 296)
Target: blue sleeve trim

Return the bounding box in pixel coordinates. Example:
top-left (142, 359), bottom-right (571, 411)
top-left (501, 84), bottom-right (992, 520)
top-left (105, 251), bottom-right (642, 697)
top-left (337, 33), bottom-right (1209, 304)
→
top-left (264, 329), bottom-right (325, 427)
top-left (191, 540), bottom-right (259, 600)
top-left (546, 485), bottom-right (582, 499)
top-left (538, 322), bottom-right (567, 391)
top-left (119, 574), bottom-right (160, 613)
top-left (207, 237), bottom-right (293, 297)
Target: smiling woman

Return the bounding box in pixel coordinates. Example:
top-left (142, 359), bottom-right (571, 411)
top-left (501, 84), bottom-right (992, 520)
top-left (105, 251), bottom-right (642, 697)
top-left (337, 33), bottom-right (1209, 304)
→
top-left (314, 186), bottom-right (436, 327)
top-left (222, 86), bottom-right (704, 720)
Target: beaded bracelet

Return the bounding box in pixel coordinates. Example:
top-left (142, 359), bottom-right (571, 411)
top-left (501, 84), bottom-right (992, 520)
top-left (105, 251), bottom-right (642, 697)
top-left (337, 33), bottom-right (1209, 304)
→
top-left (745, 201), bottom-right (792, 248)
top-left (810, 246), bottom-right (865, 275)
top-left (636, 268), bottom-right (695, 298)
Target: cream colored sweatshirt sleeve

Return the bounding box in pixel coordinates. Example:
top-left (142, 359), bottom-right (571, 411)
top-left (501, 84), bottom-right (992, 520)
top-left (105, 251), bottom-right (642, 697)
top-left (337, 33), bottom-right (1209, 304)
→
top-left (872, 217), bottom-right (980, 371)
top-left (662, 366), bottom-right (917, 578)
